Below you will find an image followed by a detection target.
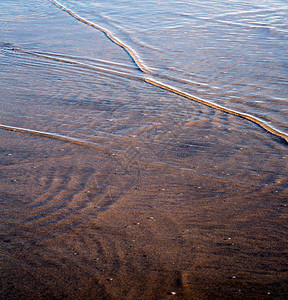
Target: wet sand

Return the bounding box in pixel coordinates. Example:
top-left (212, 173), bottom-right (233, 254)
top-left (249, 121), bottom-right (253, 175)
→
top-left (1, 0), bottom-right (288, 298)
top-left (1, 130), bottom-right (287, 299)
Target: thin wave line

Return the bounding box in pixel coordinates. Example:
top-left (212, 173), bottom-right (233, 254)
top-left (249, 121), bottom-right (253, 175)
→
top-left (47, 1), bottom-right (288, 145)
top-left (12, 47), bottom-right (208, 88)
top-left (0, 123), bottom-right (284, 187)
top-left (48, 0), bottom-right (151, 74)
top-left (12, 48), bottom-right (143, 81)
top-left (6, 47), bottom-right (288, 144)
top-left (145, 78), bottom-right (288, 144)
top-left (33, 50), bottom-right (138, 70)
top-left (0, 124), bottom-right (114, 152)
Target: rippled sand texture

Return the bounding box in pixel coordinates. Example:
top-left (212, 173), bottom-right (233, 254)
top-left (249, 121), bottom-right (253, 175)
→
top-left (1, 131), bottom-right (288, 299)
top-left (1, 0), bottom-right (288, 299)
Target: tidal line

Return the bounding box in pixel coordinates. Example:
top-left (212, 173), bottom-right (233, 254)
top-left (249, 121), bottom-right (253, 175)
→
top-left (0, 124), bottom-right (114, 153)
top-left (48, 0), bottom-right (151, 74)
top-left (145, 78), bottom-right (288, 144)
top-left (47, 0), bottom-right (288, 144)
top-left (12, 48), bottom-right (143, 81)
top-left (6, 45), bottom-right (288, 144)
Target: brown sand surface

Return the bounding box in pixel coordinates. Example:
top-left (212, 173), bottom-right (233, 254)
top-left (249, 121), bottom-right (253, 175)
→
top-left (1, 130), bottom-right (287, 299)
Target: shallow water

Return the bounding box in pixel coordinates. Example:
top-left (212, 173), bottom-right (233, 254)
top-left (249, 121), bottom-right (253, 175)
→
top-left (49, 0), bottom-right (288, 134)
top-left (1, 0), bottom-right (287, 185)
top-left (0, 0), bottom-right (288, 298)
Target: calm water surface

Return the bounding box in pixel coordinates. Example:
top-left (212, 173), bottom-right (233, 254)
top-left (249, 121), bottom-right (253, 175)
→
top-left (1, 0), bottom-right (287, 186)
top-left (56, 0), bottom-right (288, 133)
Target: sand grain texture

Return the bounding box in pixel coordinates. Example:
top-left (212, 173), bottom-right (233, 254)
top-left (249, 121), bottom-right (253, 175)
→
top-left (1, 131), bottom-right (287, 299)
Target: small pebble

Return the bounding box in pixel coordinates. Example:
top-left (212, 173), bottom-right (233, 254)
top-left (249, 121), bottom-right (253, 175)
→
top-left (168, 291), bottom-right (176, 295)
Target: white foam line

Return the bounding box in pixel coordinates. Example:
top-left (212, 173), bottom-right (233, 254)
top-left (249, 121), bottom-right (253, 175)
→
top-left (48, 0), bottom-right (151, 74)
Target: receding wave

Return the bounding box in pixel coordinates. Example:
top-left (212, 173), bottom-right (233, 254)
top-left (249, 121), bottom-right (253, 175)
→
top-left (145, 78), bottom-right (288, 144)
top-left (2, 44), bottom-right (288, 144)
top-left (11, 47), bottom-right (143, 81)
top-left (48, 0), bottom-right (151, 74)
top-left (45, 0), bottom-right (288, 145)
top-left (0, 123), bottom-right (112, 152)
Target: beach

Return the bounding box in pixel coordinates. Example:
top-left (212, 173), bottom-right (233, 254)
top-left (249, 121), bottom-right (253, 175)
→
top-left (1, 0), bottom-right (288, 298)
top-left (1, 129), bottom-right (287, 299)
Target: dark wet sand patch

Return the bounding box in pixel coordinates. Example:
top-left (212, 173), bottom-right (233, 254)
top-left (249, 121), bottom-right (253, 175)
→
top-left (1, 130), bottom-right (287, 299)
